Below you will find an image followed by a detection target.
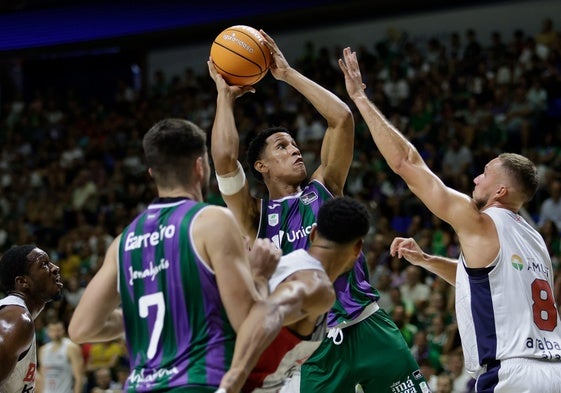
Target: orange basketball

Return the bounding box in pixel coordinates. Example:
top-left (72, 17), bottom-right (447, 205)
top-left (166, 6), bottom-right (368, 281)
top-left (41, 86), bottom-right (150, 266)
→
top-left (210, 25), bottom-right (271, 86)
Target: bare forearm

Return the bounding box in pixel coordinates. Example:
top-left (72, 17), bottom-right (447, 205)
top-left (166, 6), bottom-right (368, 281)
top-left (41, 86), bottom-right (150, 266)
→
top-left (211, 93), bottom-right (241, 173)
top-left (69, 309), bottom-right (123, 343)
top-left (284, 68), bottom-right (351, 127)
top-left (219, 301), bottom-right (283, 392)
top-left (253, 276), bottom-right (269, 300)
top-left (73, 375), bottom-right (84, 393)
top-left (351, 95), bottom-right (418, 171)
top-left (418, 253), bottom-right (457, 286)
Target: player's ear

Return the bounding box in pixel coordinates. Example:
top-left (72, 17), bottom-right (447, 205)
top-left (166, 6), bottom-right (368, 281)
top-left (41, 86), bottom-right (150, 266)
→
top-left (15, 275), bottom-right (30, 290)
top-left (254, 159), bottom-right (267, 177)
top-left (309, 225), bottom-right (317, 242)
top-left (352, 238), bottom-right (364, 259)
top-left (195, 156), bottom-right (205, 180)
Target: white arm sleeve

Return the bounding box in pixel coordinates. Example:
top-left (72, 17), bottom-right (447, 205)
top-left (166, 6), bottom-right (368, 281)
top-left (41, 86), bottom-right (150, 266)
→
top-left (215, 160), bottom-right (246, 196)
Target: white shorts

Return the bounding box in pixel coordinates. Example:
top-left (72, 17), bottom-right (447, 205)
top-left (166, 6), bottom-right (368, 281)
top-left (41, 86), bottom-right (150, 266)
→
top-left (483, 358), bottom-right (561, 393)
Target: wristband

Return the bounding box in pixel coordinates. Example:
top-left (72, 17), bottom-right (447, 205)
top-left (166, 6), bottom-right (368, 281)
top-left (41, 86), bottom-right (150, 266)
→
top-left (216, 161), bottom-right (246, 195)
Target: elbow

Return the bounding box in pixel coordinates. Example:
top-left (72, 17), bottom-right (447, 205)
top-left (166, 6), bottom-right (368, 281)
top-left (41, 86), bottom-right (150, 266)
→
top-left (337, 106), bottom-right (354, 130)
top-left (390, 144), bottom-right (418, 176)
top-left (326, 104), bottom-right (353, 131)
top-left (68, 320), bottom-right (91, 344)
top-left (388, 155), bottom-right (407, 176)
top-left (210, 148), bottom-right (239, 173)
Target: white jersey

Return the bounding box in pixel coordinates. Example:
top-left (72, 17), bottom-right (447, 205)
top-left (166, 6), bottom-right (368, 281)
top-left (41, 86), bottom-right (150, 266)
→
top-left (456, 207), bottom-right (561, 379)
top-left (0, 295), bottom-right (37, 393)
top-left (247, 250), bottom-right (327, 392)
top-left (41, 338), bottom-right (74, 393)
top-left (268, 249), bottom-right (325, 292)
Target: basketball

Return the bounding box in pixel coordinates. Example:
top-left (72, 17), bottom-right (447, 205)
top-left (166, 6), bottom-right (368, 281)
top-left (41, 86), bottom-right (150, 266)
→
top-left (210, 25), bottom-right (271, 86)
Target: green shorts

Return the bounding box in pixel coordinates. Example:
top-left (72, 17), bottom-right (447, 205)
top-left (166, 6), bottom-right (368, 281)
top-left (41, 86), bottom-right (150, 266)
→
top-left (300, 308), bottom-right (430, 393)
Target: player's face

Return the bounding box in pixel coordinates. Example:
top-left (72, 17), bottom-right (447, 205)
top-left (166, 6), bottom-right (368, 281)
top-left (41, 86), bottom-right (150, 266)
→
top-left (260, 132), bottom-right (307, 184)
top-left (47, 322), bottom-right (65, 342)
top-left (26, 248), bottom-right (63, 302)
top-left (472, 158), bottom-right (503, 209)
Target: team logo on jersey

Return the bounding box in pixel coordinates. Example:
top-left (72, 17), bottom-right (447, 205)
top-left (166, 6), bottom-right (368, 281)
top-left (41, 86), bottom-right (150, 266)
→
top-left (268, 213), bottom-right (279, 226)
top-left (511, 254), bottom-right (524, 271)
top-left (300, 191), bottom-right (318, 205)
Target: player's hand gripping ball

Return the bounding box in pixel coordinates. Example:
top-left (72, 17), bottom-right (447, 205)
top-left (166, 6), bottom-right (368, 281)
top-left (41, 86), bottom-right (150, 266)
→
top-left (210, 25), bottom-right (271, 86)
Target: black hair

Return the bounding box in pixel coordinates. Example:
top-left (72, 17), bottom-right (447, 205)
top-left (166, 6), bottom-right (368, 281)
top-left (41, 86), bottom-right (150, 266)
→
top-left (143, 118), bottom-right (207, 189)
top-left (316, 197), bottom-right (370, 243)
top-left (246, 126), bottom-right (291, 183)
top-left (0, 244), bottom-right (36, 292)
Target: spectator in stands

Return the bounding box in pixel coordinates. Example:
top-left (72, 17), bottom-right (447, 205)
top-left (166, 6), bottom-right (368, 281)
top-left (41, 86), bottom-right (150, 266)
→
top-left (400, 265), bottom-right (431, 316)
top-left (538, 179), bottom-right (561, 231)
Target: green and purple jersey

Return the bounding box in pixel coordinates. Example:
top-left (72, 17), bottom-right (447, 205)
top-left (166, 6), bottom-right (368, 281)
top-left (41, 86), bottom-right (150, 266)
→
top-left (257, 180), bottom-right (378, 327)
top-left (118, 197), bottom-right (235, 392)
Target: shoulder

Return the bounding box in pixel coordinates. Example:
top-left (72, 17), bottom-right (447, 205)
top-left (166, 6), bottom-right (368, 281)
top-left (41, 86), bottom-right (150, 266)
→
top-left (0, 304), bottom-right (35, 347)
top-left (191, 205), bottom-right (245, 247)
top-left (192, 204), bottom-right (236, 226)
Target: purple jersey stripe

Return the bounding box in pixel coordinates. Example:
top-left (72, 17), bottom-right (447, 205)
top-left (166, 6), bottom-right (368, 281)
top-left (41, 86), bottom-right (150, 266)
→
top-left (165, 200), bottom-right (197, 386)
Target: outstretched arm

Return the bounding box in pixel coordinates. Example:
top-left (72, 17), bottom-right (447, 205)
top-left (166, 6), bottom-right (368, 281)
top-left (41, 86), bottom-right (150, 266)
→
top-left (338, 47), bottom-right (481, 228)
top-left (217, 269), bottom-right (335, 393)
top-left (68, 237), bottom-right (124, 343)
top-left (261, 30), bottom-right (354, 196)
top-left (208, 59), bottom-right (261, 239)
top-left (390, 237), bottom-right (457, 285)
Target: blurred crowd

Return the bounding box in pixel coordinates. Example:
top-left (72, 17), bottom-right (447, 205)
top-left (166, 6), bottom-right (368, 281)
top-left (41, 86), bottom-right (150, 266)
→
top-left (1, 17), bottom-right (561, 393)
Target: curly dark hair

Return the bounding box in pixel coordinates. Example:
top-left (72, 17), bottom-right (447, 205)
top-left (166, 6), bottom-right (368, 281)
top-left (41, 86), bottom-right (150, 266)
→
top-left (316, 197), bottom-right (370, 243)
top-left (0, 244), bottom-right (36, 292)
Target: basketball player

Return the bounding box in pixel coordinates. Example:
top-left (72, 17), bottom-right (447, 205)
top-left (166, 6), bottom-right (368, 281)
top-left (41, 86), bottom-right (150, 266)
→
top-left (0, 245), bottom-right (63, 393)
top-left (38, 320), bottom-right (84, 393)
top-left (339, 46), bottom-right (561, 392)
top-left (68, 118), bottom-right (281, 393)
top-left (209, 30), bottom-right (428, 393)
top-left (216, 197), bottom-right (370, 393)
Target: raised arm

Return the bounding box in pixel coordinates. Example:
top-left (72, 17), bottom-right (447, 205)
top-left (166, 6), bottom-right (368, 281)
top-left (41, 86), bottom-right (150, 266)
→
top-left (68, 237), bottom-right (124, 343)
top-left (338, 47), bottom-right (482, 232)
top-left (208, 59), bottom-right (261, 239)
top-left (216, 268), bottom-right (334, 393)
top-left (390, 237), bottom-right (457, 285)
top-left (261, 30), bottom-right (354, 196)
